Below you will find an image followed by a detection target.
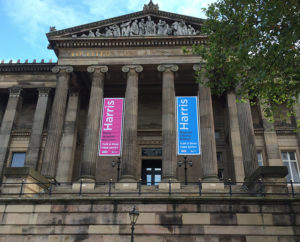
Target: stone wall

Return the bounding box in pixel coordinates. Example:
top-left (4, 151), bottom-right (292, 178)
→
top-left (0, 197), bottom-right (299, 241)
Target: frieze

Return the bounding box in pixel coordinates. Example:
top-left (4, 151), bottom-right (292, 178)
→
top-left (0, 64), bottom-right (56, 72)
top-left (72, 17), bottom-right (199, 38)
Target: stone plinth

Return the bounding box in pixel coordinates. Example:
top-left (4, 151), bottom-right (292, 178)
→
top-left (115, 183), bottom-right (137, 190)
top-left (72, 178), bottom-right (95, 191)
top-left (202, 182), bottom-right (225, 190)
top-left (244, 166), bottom-right (288, 196)
top-left (3, 167), bottom-right (50, 197)
top-left (158, 182), bottom-right (181, 190)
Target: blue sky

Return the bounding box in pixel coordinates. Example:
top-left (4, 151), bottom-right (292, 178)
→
top-left (0, 0), bottom-right (215, 63)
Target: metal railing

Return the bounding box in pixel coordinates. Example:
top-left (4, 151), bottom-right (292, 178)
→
top-left (1, 179), bottom-right (299, 198)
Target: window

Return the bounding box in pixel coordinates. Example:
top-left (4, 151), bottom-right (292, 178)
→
top-left (257, 151), bottom-right (263, 166)
top-left (10, 152), bottom-right (26, 167)
top-left (282, 151), bottom-right (300, 183)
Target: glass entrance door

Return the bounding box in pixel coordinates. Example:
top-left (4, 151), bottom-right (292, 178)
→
top-left (142, 160), bottom-right (162, 185)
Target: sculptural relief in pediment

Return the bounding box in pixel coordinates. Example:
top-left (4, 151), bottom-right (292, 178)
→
top-left (70, 16), bottom-right (200, 38)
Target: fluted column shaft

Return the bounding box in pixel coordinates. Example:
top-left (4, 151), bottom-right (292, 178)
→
top-left (260, 105), bottom-right (282, 166)
top-left (0, 88), bottom-right (23, 176)
top-left (236, 91), bottom-right (259, 178)
top-left (226, 90), bottom-right (245, 182)
top-left (41, 66), bottom-right (73, 179)
top-left (80, 66), bottom-right (108, 179)
top-left (25, 88), bottom-right (51, 169)
top-left (120, 65), bottom-right (143, 182)
top-left (295, 95), bottom-right (300, 149)
top-left (158, 64), bottom-right (178, 181)
top-left (194, 66), bottom-right (218, 181)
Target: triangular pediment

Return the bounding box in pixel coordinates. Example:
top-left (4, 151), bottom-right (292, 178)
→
top-left (47, 6), bottom-right (204, 40)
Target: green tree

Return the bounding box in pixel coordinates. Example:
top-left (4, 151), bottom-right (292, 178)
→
top-left (192, 0), bottom-right (300, 121)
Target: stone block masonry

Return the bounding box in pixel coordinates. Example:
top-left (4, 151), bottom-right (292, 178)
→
top-left (0, 197), bottom-right (298, 241)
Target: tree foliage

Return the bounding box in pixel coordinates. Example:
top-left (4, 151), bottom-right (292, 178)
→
top-left (192, 0), bottom-right (300, 121)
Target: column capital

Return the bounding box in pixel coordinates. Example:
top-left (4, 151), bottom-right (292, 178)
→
top-left (122, 65), bottom-right (143, 73)
top-left (52, 66), bottom-right (73, 74)
top-left (87, 65), bottom-right (108, 73)
top-left (193, 63), bottom-right (207, 71)
top-left (9, 87), bottom-right (22, 98)
top-left (157, 64), bottom-right (179, 73)
top-left (38, 87), bottom-right (51, 97)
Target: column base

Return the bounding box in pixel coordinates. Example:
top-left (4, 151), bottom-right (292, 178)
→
top-left (159, 177), bottom-right (180, 190)
top-left (201, 176), bottom-right (224, 190)
top-left (72, 177), bottom-right (95, 191)
top-left (243, 166), bottom-right (288, 196)
top-left (2, 167), bottom-right (50, 197)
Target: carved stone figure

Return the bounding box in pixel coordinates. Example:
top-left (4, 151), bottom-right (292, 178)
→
top-left (172, 21), bottom-right (180, 35)
top-left (88, 30), bottom-right (95, 37)
top-left (179, 20), bottom-right (188, 35)
top-left (187, 25), bottom-right (196, 35)
top-left (121, 21), bottom-right (131, 36)
top-left (138, 19), bottom-right (146, 35)
top-left (130, 20), bottom-right (139, 36)
top-left (157, 20), bottom-right (169, 36)
top-left (105, 27), bottom-right (113, 37)
top-left (80, 33), bottom-right (87, 37)
top-left (145, 16), bottom-right (156, 35)
top-left (111, 24), bottom-right (121, 37)
top-left (95, 29), bottom-right (101, 37)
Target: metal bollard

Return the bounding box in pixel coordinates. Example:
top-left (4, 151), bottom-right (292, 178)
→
top-left (108, 179), bottom-right (112, 197)
top-left (290, 179), bottom-right (295, 198)
top-left (19, 179), bottom-right (25, 197)
top-left (198, 178), bottom-right (202, 196)
top-left (228, 179), bottom-right (232, 197)
top-left (169, 179), bottom-right (171, 195)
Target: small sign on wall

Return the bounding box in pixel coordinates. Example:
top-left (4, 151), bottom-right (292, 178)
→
top-left (99, 98), bottom-right (124, 156)
top-left (176, 96), bottom-right (201, 155)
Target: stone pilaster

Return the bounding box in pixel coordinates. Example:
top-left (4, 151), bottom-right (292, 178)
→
top-left (120, 65), bottom-right (143, 182)
top-left (260, 105), bottom-right (282, 166)
top-left (236, 92), bottom-right (259, 178)
top-left (25, 87), bottom-right (51, 169)
top-left (79, 66), bottom-right (108, 180)
top-left (41, 66), bottom-right (73, 179)
top-left (193, 65), bottom-right (218, 181)
top-left (226, 90), bottom-right (245, 182)
top-left (0, 97), bottom-right (5, 127)
top-left (158, 64), bottom-right (178, 181)
top-left (0, 88), bottom-right (23, 176)
top-left (56, 89), bottom-right (80, 183)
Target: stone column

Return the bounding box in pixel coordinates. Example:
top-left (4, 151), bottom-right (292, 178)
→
top-left (79, 66), bottom-right (108, 180)
top-left (236, 93), bottom-right (259, 178)
top-left (41, 66), bottom-right (73, 179)
top-left (0, 88), bottom-right (23, 176)
top-left (260, 105), bottom-right (282, 166)
top-left (193, 65), bottom-right (218, 181)
top-left (119, 65), bottom-right (143, 182)
top-left (25, 87), bottom-right (51, 169)
top-left (226, 90), bottom-right (245, 182)
top-left (158, 64), bottom-right (178, 181)
top-left (294, 95), bottom-right (300, 149)
top-left (56, 89), bottom-right (80, 183)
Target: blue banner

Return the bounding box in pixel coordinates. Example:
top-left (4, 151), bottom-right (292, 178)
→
top-left (176, 96), bottom-right (201, 155)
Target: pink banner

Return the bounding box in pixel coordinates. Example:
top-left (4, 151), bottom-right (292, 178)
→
top-left (99, 98), bottom-right (124, 156)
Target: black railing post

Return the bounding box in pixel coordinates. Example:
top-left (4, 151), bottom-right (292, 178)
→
top-left (108, 179), bottom-right (112, 197)
top-left (228, 178), bottom-right (232, 197)
top-left (169, 179), bottom-right (171, 196)
top-left (49, 182), bottom-right (53, 197)
top-left (138, 179), bottom-right (142, 196)
top-left (290, 179), bottom-right (295, 198)
top-left (198, 178), bottom-right (202, 196)
top-left (79, 180), bottom-right (83, 196)
top-left (19, 179), bottom-right (25, 197)
top-left (258, 178), bottom-right (265, 197)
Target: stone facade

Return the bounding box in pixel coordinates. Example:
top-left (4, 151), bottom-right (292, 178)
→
top-left (0, 1), bottom-right (299, 241)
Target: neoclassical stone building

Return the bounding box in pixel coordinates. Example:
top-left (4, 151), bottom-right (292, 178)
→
top-left (0, 2), bottom-right (299, 241)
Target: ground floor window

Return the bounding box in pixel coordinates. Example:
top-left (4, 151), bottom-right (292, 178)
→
top-left (142, 160), bottom-right (162, 185)
top-left (10, 152), bottom-right (26, 167)
top-left (282, 151), bottom-right (300, 183)
top-left (257, 151), bottom-right (263, 166)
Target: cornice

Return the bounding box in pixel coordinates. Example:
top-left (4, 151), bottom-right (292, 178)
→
top-left (49, 35), bottom-right (207, 50)
top-left (0, 64), bottom-right (56, 73)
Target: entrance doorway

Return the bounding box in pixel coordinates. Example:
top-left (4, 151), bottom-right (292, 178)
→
top-left (142, 160), bottom-right (162, 185)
